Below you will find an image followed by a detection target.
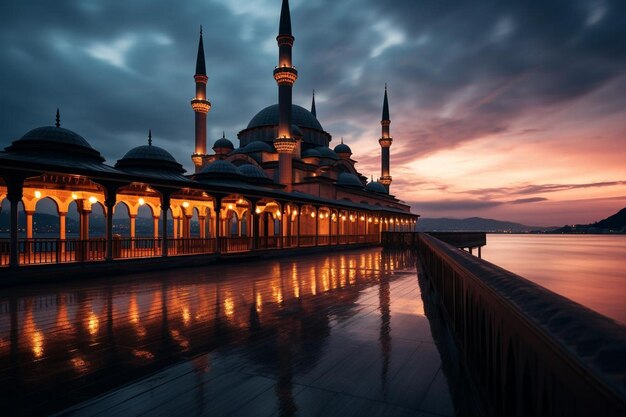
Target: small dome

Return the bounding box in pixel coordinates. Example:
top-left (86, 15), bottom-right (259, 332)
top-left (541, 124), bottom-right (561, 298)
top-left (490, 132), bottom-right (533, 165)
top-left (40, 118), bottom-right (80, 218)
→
top-left (200, 159), bottom-right (241, 176)
top-left (238, 164), bottom-right (269, 179)
top-left (213, 136), bottom-right (234, 150)
top-left (365, 181), bottom-right (388, 194)
top-left (121, 145), bottom-right (177, 163)
top-left (241, 141), bottom-right (274, 153)
top-left (315, 147), bottom-right (339, 160)
top-left (336, 173), bottom-right (363, 188)
top-left (301, 148), bottom-right (321, 158)
top-left (334, 142), bottom-right (352, 155)
top-left (247, 104), bottom-right (323, 131)
top-left (19, 126), bottom-right (92, 148)
top-left (6, 126), bottom-right (104, 162)
top-left (116, 144), bottom-right (184, 173)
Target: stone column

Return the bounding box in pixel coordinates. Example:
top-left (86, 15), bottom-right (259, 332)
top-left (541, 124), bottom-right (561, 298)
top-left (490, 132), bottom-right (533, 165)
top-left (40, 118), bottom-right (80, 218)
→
top-left (6, 178), bottom-right (24, 267)
top-left (129, 214), bottom-right (136, 249)
top-left (161, 194), bottom-right (171, 257)
top-left (104, 191), bottom-right (116, 261)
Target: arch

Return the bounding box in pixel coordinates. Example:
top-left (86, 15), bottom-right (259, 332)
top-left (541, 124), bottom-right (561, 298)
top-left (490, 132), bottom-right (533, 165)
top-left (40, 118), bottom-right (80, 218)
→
top-left (113, 201), bottom-right (131, 237)
top-left (33, 197), bottom-right (60, 238)
top-left (89, 201), bottom-right (106, 238)
top-left (137, 204), bottom-right (155, 238)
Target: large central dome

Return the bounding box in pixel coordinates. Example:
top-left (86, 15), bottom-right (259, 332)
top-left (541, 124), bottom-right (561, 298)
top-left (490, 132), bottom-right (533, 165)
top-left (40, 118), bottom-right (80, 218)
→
top-left (239, 104), bottom-right (331, 149)
top-left (247, 104), bottom-right (323, 131)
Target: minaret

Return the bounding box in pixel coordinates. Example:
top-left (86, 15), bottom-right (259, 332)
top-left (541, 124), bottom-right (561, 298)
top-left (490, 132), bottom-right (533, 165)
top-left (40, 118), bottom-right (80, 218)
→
top-left (379, 84), bottom-right (393, 191)
top-left (311, 90), bottom-right (317, 118)
top-left (273, 0), bottom-right (298, 191)
top-left (191, 26), bottom-right (211, 173)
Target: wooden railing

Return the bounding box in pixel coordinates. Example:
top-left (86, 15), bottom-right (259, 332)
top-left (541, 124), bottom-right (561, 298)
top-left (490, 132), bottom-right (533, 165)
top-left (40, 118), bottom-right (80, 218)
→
top-left (417, 233), bottom-right (626, 416)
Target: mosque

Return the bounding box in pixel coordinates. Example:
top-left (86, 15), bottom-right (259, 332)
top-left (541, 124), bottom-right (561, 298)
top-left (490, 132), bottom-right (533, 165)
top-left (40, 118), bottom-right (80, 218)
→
top-left (0, 0), bottom-right (418, 269)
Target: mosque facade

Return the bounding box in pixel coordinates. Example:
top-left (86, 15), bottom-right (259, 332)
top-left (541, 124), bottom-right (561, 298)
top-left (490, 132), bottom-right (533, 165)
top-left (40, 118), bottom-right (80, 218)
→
top-left (0, 0), bottom-right (418, 269)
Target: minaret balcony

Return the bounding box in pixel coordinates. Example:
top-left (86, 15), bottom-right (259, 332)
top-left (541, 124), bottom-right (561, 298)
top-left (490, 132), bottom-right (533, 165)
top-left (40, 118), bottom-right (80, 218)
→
top-left (379, 137), bottom-right (393, 147)
top-left (276, 34), bottom-right (295, 46)
top-left (274, 137), bottom-right (297, 153)
top-left (379, 175), bottom-right (392, 185)
top-left (273, 66), bottom-right (298, 86)
top-left (191, 98), bottom-right (211, 113)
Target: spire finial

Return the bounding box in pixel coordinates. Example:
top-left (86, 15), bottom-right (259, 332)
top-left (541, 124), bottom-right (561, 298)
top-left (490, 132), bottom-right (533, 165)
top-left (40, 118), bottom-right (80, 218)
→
top-left (55, 108), bottom-right (60, 128)
top-left (341, 137), bottom-right (344, 144)
top-left (222, 131), bottom-right (226, 139)
top-left (195, 25), bottom-right (206, 75)
top-left (279, 0), bottom-right (292, 36)
top-left (311, 89), bottom-right (317, 117)
top-left (382, 84), bottom-right (390, 121)
top-left (148, 129), bottom-right (152, 146)
top-left (371, 175), bottom-right (374, 182)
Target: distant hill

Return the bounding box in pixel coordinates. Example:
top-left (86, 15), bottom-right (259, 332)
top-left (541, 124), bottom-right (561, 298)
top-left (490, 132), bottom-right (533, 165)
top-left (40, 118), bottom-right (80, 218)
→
top-left (554, 207), bottom-right (626, 234)
top-left (416, 217), bottom-right (553, 233)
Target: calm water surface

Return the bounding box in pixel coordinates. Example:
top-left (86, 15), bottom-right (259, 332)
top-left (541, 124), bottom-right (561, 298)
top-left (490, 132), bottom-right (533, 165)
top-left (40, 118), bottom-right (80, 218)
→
top-left (482, 234), bottom-right (626, 325)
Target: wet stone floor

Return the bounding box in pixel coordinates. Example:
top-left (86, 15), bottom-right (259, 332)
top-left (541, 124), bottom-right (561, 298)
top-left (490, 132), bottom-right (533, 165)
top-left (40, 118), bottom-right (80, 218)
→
top-left (0, 248), bottom-right (465, 417)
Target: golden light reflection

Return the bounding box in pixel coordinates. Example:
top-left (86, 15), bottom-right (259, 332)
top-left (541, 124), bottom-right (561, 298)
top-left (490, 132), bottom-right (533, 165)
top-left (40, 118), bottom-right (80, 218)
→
top-left (255, 291), bottom-right (262, 313)
top-left (292, 264), bottom-right (300, 298)
top-left (182, 307), bottom-right (191, 326)
top-left (224, 294), bottom-right (235, 319)
top-left (24, 306), bottom-right (44, 359)
top-left (88, 312), bottom-right (99, 337)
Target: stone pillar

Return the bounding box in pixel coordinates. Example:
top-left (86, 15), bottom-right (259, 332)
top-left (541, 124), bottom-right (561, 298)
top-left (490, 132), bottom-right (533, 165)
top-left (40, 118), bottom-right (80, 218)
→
top-left (173, 216), bottom-right (179, 239)
top-left (6, 179), bottom-right (24, 267)
top-left (161, 194), bottom-right (171, 257)
top-left (214, 196), bottom-right (222, 253)
top-left (59, 212), bottom-right (67, 241)
top-left (153, 216), bottom-right (159, 239)
top-left (198, 215), bottom-right (206, 239)
top-left (129, 214), bottom-right (136, 249)
top-left (104, 192), bottom-right (116, 261)
top-left (25, 210), bottom-right (34, 240)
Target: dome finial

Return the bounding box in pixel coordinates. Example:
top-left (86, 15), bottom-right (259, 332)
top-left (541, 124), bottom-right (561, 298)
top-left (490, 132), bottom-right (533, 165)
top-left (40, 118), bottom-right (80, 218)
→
top-left (222, 131), bottom-right (226, 139)
top-left (341, 137), bottom-right (344, 144)
top-left (148, 129), bottom-right (152, 146)
top-left (55, 108), bottom-right (61, 128)
top-left (200, 25), bottom-right (203, 36)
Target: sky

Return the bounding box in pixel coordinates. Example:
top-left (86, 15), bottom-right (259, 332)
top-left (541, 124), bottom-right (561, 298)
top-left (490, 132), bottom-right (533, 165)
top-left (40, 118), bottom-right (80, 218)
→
top-left (1, 0), bottom-right (625, 226)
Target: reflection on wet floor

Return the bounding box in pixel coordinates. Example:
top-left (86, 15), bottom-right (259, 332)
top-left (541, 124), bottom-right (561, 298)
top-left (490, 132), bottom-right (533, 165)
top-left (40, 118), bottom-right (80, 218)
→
top-left (0, 248), bottom-right (462, 416)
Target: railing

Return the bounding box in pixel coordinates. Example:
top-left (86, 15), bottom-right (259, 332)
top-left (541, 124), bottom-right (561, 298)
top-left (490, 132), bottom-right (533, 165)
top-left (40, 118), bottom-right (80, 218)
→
top-left (113, 237), bottom-right (162, 259)
top-left (417, 233), bottom-right (626, 417)
top-left (219, 237), bottom-right (252, 253)
top-left (16, 239), bottom-right (106, 265)
top-left (0, 234), bottom-right (382, 267)
top-left (167, 238), bottom-right (216, 255)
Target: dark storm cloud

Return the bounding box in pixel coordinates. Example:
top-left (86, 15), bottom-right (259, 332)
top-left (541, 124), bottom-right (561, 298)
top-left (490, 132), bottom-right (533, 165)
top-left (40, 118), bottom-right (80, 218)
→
top-left (1, 0), bottom-right (625, 170)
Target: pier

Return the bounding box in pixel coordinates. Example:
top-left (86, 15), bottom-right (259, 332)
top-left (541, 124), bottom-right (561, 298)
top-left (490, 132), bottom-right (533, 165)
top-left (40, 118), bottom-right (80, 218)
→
top-left (382, 232), bottom-right (626, 416)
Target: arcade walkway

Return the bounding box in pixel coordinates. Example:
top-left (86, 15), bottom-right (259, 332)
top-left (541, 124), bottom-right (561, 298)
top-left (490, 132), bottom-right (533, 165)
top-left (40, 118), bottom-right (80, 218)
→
top-left (0, 249), bottom-right (469, 416)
